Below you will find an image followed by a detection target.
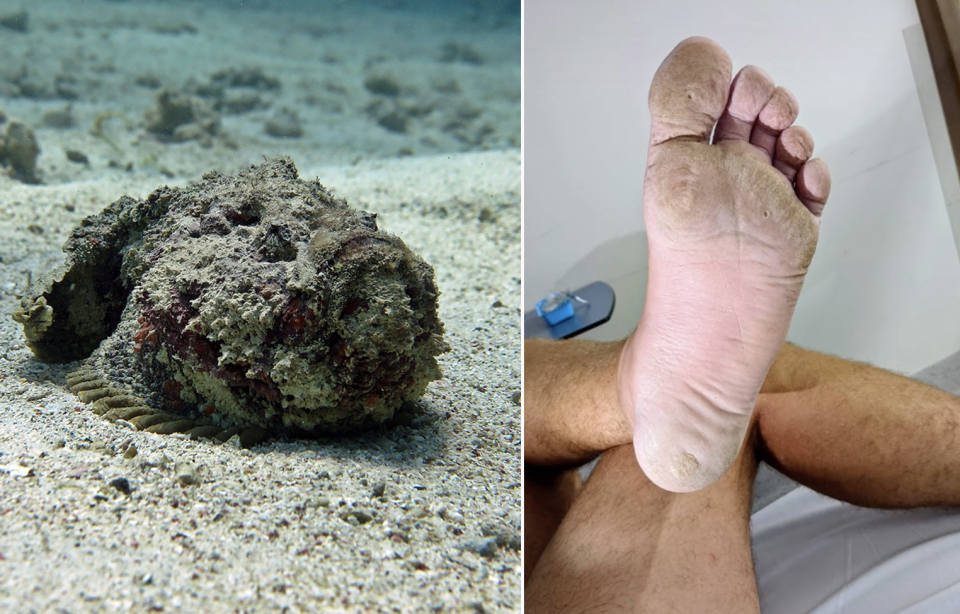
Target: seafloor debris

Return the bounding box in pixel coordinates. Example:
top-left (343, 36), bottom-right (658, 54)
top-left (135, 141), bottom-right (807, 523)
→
top-left (210, 67), bottom-right (280, 92)
top-left (0, 120), bottom-right (41, 183)
top-left (364, 74), bottom-right (402, 97)
top-left (438, 41), bottom-right (484, 65)
top-left (135, 74), bottom-right (162, 89)
top-left (192, 67), bottom-right (279, 115)
top-left (92, 112), bottom-right (126, 153)
top-left (265, 108), bottom-right (304, 138)
top-left (14, 158), bottom-right (448, 439)
top-left (144, 90), bottom-right (219, 144)
top-left (43, 106), bottom-right (75, 129)
top-left (1, 65), bottom-right (79, 100)
top-left (65, 149), bottom-right (89, 165)
top-left (0, 10), bottom-right (28, 33)
top-left (218, 91), bottom-right (265, 115)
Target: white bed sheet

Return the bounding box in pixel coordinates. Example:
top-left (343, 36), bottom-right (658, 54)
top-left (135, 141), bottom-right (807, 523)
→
top-left (753, 487), bottom-right (960, 612)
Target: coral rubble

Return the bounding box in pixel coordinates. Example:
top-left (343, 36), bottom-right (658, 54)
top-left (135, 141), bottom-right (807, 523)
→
top-left (0, 120), bottom-right (41, 183)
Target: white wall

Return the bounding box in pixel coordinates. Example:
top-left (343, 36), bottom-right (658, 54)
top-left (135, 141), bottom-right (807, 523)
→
top-left (524, 0), bottom-right (960, 373)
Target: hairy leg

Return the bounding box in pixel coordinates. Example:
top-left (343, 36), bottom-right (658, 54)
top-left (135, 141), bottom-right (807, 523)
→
top-left (757, 343), bottom-right (960, 508)
top-left (525, 440), bottom-right (760, 613)
top-left (525, 336), bottom-right (960, 505)
top-left (523, 465), bottom-right (581, 579)
top-left (524, 337), bottom-right (627, 467)
top-left (523, 337), bottom-right (623, 579)
top-left (523, 338), bottom-right (960, 575)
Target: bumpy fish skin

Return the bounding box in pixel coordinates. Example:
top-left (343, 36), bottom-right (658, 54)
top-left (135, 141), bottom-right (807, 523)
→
top-left (14, 157), bottom-right (448, 435)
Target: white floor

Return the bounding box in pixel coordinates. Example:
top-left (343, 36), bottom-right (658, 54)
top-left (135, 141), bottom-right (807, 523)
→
top-left (524, 0), bottom-right (960, 373)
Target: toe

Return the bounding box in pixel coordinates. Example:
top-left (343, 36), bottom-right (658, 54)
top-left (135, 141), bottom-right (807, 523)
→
top-left (773, 125), bottom-right (814, 183)
top-left (750, 86), bottom-right (799, 160)
top-left (712, 65), bottom-right (775, 144)
top-left (796, 158), bottom-right (831, 216)
top-left (648, 36), bottom-right (733, 146)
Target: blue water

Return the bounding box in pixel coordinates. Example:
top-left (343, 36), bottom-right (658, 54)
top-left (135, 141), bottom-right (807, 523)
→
top-left (0, 0), bottom-right (520, 181)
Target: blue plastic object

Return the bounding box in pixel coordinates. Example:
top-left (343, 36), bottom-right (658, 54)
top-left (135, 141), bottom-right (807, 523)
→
top-left (535, 292), bottom-right (575, 325)
top-left (524, 281), bottom-right (615, 340)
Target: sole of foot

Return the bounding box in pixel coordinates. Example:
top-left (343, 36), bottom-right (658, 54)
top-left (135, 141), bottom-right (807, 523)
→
top-left (618, 36), bottom-right (831, 493)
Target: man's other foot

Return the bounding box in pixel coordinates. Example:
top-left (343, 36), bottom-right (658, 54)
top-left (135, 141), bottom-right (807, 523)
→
top-left (618, 37), bottom-right (832, 492)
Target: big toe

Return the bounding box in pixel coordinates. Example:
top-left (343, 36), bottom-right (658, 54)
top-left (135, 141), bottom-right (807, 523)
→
top-left (648, 36), bottom-right (733, 146)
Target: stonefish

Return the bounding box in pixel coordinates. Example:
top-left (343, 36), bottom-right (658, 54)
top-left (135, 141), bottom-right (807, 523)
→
top-left (14, 158), bottom-right (448, 444)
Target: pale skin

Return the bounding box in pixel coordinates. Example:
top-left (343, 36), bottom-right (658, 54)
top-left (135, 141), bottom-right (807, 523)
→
top-left (525, 36), bottom-right (960, 612)
top-left (620, 37), bottom-right (830, 492)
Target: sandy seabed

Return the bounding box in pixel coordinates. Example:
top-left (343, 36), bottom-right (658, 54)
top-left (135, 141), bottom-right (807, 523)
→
top-left (0, 1), bottom-right (520, 612)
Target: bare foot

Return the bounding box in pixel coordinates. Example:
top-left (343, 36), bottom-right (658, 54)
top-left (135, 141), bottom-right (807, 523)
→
top-left (618, 37), bottom-right (832, 492)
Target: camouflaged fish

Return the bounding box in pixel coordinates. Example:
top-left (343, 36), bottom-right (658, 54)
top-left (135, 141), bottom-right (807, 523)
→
top-left (13, 157), bottom-right (448, 446)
